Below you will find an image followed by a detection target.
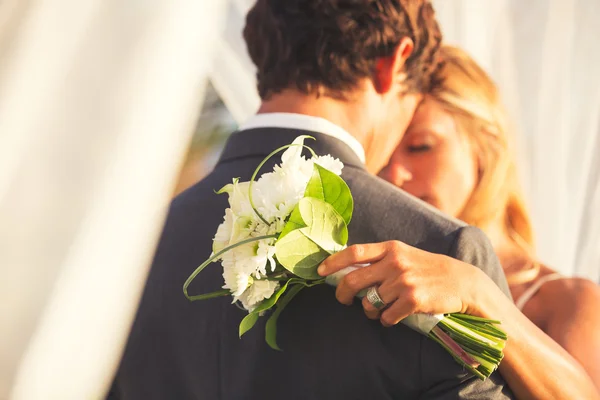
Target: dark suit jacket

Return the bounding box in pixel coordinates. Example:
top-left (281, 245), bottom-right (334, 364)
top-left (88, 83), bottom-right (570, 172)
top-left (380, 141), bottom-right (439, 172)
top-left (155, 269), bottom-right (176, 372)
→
top-left (109, 128), bottom-right (514, 399)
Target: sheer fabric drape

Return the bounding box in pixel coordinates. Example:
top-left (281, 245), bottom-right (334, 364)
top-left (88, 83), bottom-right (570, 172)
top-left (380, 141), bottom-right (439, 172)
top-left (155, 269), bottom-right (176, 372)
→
top-left (433, 0), bottom-right (600, 281)
top-left (0, 0), bottom-right (226, 398)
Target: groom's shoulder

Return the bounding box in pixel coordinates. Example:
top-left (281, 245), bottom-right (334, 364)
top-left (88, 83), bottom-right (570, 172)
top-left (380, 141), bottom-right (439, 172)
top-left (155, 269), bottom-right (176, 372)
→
top-left (342, 167), bottom-right (464, 246)
top-left (342, 167), bottom-right (511, 297)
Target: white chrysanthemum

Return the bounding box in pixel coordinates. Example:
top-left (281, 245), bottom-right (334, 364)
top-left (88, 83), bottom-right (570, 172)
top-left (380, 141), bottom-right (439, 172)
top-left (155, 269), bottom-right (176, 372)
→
top-left (238, 279), bottom-right (280, 312)
top-left (314, 154), bottom-right (344, 176)
top-left (253, 137), bottom-right (316, 222)
top-left (254, 239), bottom-right (277, 278)
top-left (222, 266), bottom-right (251, 298)
top-left (253, 137), bottom-right (345, 223)
top-left (221, 242), bottom-right (259, 297)
top-left (254, 168), bottom-right (307, 221)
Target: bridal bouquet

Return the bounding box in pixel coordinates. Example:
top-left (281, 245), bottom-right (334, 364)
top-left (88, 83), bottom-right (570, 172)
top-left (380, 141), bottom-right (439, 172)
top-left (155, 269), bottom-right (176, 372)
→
top-left (184, 136), bottom-right (506, 380)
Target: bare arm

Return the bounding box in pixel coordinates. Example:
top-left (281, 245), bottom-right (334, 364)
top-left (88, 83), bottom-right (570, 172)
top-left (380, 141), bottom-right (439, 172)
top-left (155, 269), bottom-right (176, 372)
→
top-left (471, 273), bottom-right (600, 399)
top-left (546, 278), bottom-right (600, 388)
top-left (318, 241), bottom-right (600, 400)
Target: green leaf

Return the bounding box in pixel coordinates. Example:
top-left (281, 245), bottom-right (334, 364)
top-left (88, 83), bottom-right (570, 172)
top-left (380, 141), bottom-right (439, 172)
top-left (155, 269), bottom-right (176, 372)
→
top-left (275, 198), bottom-right (348, 279)
top-left (298, 197), bottom-right (348, 252)
top-left (449, 313), bottom-right (502, 325)
top-left (239, 312), bottom-right (259, 338)
top-left (265, 284), bottom-right (305, 350)
top-left (274, 229), bottom-right (329, 280)
top-left (304, 163), bottom-right (353, 224)
top-left (238, 278), bottom-right (297, 338)
top-left (253, 280), bottom-right (293, 314)
top-left (278, 205), bottom-right (306, 239)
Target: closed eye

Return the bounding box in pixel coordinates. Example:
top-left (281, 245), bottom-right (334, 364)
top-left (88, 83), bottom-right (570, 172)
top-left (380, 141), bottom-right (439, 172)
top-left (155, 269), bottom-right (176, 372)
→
top-left (407, 144), bottom-right (432, 153)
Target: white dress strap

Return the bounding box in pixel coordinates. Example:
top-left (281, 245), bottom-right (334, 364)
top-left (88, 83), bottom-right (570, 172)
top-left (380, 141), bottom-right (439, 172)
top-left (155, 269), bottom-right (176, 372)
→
top-left (515, 273), bottom-right (566, 311)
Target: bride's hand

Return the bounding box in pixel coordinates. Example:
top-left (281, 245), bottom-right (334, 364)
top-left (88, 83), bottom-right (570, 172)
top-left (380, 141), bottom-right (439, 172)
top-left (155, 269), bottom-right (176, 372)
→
top-left (317, 241), bottom-right (488, 327)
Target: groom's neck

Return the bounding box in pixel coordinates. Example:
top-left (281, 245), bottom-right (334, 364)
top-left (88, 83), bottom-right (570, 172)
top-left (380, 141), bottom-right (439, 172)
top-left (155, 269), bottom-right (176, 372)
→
top-left (257, 89), bottom-right (373, 148)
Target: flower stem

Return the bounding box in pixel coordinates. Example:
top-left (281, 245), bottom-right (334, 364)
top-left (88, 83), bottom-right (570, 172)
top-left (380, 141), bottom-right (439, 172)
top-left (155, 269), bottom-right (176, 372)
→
top-left (183, 234), bottom-right (278, 300)
top-left (266, 272), bottom-right (289, 280)
top-left (429, 315), bottom-right (507, 380)
top-left (186, 289), bottom-right (230, 302)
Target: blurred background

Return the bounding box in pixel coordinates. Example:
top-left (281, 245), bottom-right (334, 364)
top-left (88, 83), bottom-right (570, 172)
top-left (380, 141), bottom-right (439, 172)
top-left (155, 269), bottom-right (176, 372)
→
top-left (174, 83), bottom-right (234, 196)
top-left (0, 0), bottom-right (598, 399)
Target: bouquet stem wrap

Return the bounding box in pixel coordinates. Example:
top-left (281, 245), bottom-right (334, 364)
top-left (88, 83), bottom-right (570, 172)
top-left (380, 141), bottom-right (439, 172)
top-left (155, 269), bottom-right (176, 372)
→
top-left (325, 266), bottom-right (507, 380)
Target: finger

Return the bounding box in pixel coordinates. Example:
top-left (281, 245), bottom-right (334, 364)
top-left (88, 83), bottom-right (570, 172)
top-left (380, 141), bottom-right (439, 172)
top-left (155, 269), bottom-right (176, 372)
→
top-left (361, 297), bottom-right (381, 320)
top-left (380, 298), bottom-right (415, 327)
top-left (318, 242), bottom-right (393, 276)
top-left (335, 262), bottom-right (390, 305)
top-left (361, 281), bottom-right (400, 316)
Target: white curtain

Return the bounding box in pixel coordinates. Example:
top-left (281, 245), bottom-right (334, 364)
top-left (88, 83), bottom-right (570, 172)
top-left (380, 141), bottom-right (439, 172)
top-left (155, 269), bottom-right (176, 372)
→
top-left (433, 0), bottom-right (600, 281)
top-left (210, 1), bottom-right (260, 124)
top-left (0, 0), bottom-right (226, 398)
top-left (210, 0), bottom-right (600, 282)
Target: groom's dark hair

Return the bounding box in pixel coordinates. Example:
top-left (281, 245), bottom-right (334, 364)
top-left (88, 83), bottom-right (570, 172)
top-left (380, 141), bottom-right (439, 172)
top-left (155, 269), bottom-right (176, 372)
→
top-left (244, 0), bottom-right (442, 100)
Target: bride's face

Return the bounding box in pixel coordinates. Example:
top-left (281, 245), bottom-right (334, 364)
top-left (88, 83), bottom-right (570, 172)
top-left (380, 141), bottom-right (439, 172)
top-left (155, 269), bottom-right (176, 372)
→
top-left (378, 97), bottom-right (478, 218)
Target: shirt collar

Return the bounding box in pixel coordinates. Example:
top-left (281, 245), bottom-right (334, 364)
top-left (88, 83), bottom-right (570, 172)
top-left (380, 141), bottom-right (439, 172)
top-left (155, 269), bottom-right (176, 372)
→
top-left (239, 113), bottom-right (366, 164)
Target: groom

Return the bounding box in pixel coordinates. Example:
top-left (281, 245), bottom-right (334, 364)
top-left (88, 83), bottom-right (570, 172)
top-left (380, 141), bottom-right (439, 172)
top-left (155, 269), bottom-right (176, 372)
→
top-left (110, 1), bottom-right (514, 399)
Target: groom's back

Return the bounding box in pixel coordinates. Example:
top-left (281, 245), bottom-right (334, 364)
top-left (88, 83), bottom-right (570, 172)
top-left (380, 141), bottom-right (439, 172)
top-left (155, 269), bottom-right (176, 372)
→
top-left (110, 129), bottom-right (513, 399)
top-left (108, 0), bottom-right (517, 397)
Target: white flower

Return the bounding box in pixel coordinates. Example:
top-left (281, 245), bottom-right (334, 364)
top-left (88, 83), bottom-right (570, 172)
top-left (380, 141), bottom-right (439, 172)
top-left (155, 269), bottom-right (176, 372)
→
top-left (253, 137), bottom-right (345, 222)
top-left (222, 266), bottom-right (251, 299)
top-left (280, 135), bottom-right (308, 166)
top-left (217, 179), bottom-right (255, 219)
top-left (253, 137), bottom-right (315, 222)
top-left (238, 279), bottom-right (280, 311)
top-left (221, 242), bottom-right (259, 297)
top-left (212, 209), bottom-right (252, 255)
top-left (254, 239), bottom-right (277, 278)
top-left (212, 208), bottom-right (234, 255)
top-left (253, 168), bottom-right (305, 220)
top-left (314, 154), bottom-right (344, 175)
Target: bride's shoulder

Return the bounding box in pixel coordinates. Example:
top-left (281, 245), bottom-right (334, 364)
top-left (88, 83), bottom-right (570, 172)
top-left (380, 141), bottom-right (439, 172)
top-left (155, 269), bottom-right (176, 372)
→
top-left (536, 267), bottom-right (600, 330)
top-left (541, 268), bottom-right (598, 298)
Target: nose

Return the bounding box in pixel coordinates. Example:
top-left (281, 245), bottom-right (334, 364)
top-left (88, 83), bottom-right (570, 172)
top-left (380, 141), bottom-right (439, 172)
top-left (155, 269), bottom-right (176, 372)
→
top-left (379, 163), bottom-right (413, 188)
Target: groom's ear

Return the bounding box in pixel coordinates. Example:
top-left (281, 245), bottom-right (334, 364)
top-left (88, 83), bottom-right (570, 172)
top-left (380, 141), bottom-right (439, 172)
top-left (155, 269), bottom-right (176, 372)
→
top-left (373, 37), bottom-right (414, 94)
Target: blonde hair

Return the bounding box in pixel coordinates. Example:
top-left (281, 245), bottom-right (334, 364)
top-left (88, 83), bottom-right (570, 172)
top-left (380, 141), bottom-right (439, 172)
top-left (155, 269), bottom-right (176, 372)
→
top-left (429, 46), bottom-right (536, 274)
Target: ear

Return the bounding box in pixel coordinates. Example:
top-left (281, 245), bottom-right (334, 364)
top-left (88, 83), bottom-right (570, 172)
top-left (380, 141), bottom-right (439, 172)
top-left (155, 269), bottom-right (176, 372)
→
top-left (373, 37), bottom-right (414, 94)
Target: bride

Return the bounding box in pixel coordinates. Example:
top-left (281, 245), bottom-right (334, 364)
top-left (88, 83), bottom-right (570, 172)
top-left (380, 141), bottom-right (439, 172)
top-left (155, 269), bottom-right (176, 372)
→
top-left (319, 46), bottom-right (600, 399)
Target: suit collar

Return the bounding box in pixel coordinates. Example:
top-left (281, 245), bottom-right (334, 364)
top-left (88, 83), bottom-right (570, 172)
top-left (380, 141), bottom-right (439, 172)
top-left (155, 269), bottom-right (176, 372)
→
top-left (217, 128), bottom-right (366, 171)
top-left (239, 113), bottom-right (365, 164)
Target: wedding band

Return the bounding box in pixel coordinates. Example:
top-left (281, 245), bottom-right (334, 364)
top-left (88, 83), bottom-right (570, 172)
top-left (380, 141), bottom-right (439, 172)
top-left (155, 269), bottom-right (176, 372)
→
top-left (366, 286), bottom-right (386, 309)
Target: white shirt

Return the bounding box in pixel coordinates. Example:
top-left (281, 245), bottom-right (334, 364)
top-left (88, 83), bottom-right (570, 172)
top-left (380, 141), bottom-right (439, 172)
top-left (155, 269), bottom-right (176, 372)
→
top-left (239, 112), bottom-right (366, 164)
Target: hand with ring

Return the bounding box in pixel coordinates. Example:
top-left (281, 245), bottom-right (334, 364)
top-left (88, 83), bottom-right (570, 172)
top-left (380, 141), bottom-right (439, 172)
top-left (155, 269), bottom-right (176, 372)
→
top-left (317, 240), bottom-right (487, 327)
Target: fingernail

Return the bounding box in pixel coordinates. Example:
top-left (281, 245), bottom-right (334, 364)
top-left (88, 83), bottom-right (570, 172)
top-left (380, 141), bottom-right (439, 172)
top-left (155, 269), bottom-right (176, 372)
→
top-left (317, 264), bottom-right (326, 276)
